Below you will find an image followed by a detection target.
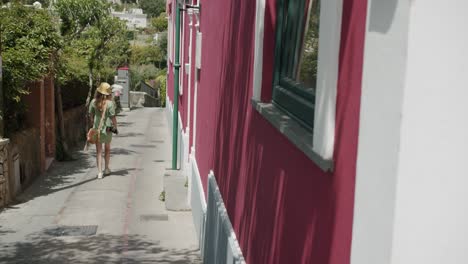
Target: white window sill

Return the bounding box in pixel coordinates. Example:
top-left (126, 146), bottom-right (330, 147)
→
top-left (251, 99), bottom-right (333, 172)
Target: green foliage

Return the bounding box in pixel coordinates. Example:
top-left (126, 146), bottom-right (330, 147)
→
top-left (23, 0), bottom-right (50, 6)
top-left (130, 64), bottom-right (159, 90)
top-left (86, 17), bottom-right (129, 71)
top-left (159, 190), bottom-right (165, 202)
top-left (139, 0), bottom-right (165, 18)
top-left (156, 32), bottom-right (167, 60)
top-left (156, 74), bottom-right (166, 107)
top-left (111, 3), bottom-right (124, 12)
top-left (0, 0), bottom-right (130, 135)
top-left (54, 0), bottom-right (108, 40)
top-left (0, 3), bottom-right (61, 134)
top-left (130, 45), bottom-right (163, 66)
top-left (150, 12), bottom-right (168, 33)
top-left (299, 6), bottom-right (320, 87)
top-left (55, 0), bottom-right (130, 106)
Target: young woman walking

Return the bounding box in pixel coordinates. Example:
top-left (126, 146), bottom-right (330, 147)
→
top-left (89, 82), bottom-right (118, 179)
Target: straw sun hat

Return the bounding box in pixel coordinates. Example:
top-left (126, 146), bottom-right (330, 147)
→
top-left (96, 82), bottom-right (111, 95)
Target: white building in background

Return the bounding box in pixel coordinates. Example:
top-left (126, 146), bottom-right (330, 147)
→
top-left (111, 8), bottom-right (147, 29)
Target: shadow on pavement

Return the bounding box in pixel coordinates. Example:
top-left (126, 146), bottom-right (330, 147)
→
top-left (107, 168), bottom-right (142, 177)
top-left (0, 226), bottom-right (15, 236)
top-left (115, 132), bottom-right (145, 138)
top-left (130, 144), bottom-right (157, 149)
top-left (117, 121), bottom-right (134, 127)
top-left (0, 232), bottom-right (201, 264)
top-left (9, 151), bottom-right (94, 206)
top-left (110, 148), bottom-right (139, 156)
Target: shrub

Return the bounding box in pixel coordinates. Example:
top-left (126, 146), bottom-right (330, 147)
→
top-left (0, 3), bottom-right (61, 135)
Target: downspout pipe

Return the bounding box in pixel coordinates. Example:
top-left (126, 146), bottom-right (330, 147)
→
top-left (172, 0), bottom-right (181, 170)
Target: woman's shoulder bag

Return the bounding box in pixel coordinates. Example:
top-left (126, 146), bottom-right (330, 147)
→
top-left (84, 101), bottom-right (107, 150)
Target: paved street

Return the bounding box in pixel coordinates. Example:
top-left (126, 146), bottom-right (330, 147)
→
top-left (0, 108), bottom-right (201, 264)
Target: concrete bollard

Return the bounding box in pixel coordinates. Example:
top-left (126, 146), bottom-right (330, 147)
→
top-left (163, 170), bottom-right (191, 211)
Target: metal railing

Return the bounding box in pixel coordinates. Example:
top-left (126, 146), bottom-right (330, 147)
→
top-left (203, 173), bottom-right (246, 264)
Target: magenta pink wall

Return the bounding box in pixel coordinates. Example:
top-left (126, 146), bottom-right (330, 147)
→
top-left (168, 5), bottom-right (192, 131)
top-left (188, 25), bottom-right (197, 149)
top-left (168, 0), bottom-right (367, 262)
top-left (178, 11), bottom-right (187, 129)
top-left (167, 66), bottom-right (174, 103)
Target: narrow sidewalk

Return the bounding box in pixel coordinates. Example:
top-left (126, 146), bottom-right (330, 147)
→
top-left (0, 108), bottom-right (201, 264)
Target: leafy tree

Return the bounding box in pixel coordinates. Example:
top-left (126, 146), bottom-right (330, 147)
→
top-left (53, 0), bottom-right (129, 158)
top-left (111, 3), bottom-right (124, 12)
top-left (139, 0), bottom-right (165, 18)
top-left (156, 32), bottom-right (167, 62)
top-left (0, 3), bottom-right (61, 134)
top-left (55, 0), bottom-right (129, 107)
top-left (55, 0), bottom-right (108, 42)
top-left (130, 64), bottom-right (158, 91)
top-left (155, 74), bottom-right (166, 107)
top-left (23, 0), bottom-right (50, 6)
top-left (130, 45), bottom-right (158, 65)
top-left (150, 12), bottom-right (167, 33)
top-left (299, 3), bottom-right (320, 88)
top-left (84, 17), bottom-right (129, 106)
top-left (50, 0), bottom-right (110, 158)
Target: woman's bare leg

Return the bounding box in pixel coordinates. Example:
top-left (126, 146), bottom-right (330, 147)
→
top-left (96, 143), bottom-right (103, 174)
top-left (105, 143), bottom-right (111, 171)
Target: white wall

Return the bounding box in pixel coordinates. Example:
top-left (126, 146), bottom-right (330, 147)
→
top-left (353, 1), bottom-right (468, 264)
top-left (391, 1), bottom-right (468, 263)
top-left (352, 0), bottom-right (410, 262)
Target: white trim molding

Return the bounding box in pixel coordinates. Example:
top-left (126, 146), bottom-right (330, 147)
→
top-left (190, 152), bottom-right (207, 252)
top-left (166, 96), bottom-right (173, 135)
top-left (187, 10), bottom-right (194, 134)
top-left (192, 10), bottom-right (201, 151)
top-left (179, 8), bottom-right (185, 96)
top-left (252, 0), bottom-right (266, 101)
top-left (312, 0), bottom-right (343, 160)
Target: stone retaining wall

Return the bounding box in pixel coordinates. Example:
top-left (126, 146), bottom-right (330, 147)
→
top-left (130, 91), bottom-right (160, 108)
top-left (9, 128), bottom-right (42, 192)
top-left (62, 106), bottom-right (86, 148)
top-left (0, 139), bottom-right (10, 207)
top-left (1, 106), bottom-right (87, 207)
top-left (144, 93), bottom-right (160, 107)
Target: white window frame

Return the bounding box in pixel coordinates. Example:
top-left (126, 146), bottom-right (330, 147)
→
top-left (252, 0), bottom-right (343, 170)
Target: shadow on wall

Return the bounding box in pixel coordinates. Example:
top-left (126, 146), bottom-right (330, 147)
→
top-left (9, 128), bottom-right (42, 189)
top-left (62, 107), bottom-right (87, 149)
top-left (0, 232), bottom-right (201, 263)
top-left (211, 0), bottom-right (256, 242)
top-left (210, 0), bottom-right (338, 263)
top-left (368, 0), bottom-right (398, 33)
